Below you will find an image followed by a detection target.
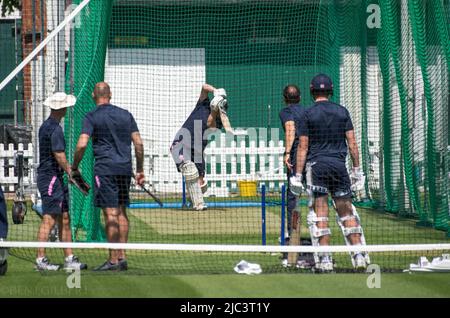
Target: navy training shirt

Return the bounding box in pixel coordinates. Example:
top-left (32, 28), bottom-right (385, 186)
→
top-left (81, 104), bottom-right (139, 176)
top-left (37, 117), bottom-right (66, 178)
top-left (299, 101), bottom-right (354, 161)
top-left (172, 98), bottom-right (212, 154)
top-left (279, 104), bottom-right (306, 158)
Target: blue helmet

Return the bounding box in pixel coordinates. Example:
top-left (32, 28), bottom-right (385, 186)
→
top-left (310, 73), bottom-right (333, 95)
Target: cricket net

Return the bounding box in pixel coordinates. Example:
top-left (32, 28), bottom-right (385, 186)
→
top-left (0, 0), bottom-right (448, 274)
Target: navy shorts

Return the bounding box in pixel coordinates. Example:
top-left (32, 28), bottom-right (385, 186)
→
top-left (37, 175), bottom-right (69, 215)
top-left (306, 158), bottom-right (352, 198)
top-left (94, 175), bottom-right (131, 208)
top-left (170, 141), bottom-right (205, 177)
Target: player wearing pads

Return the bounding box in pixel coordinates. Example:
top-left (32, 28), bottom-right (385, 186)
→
top-left (35, 92), bottom-right (87, 271)
top-left (170, 84), bottom-right (225, 211)
top-left (278, 85), bottom-right (306, 263)
top-left (73, 82), bottom-right (145, 271)
top-left (290, 74), bottom-right (368, 271)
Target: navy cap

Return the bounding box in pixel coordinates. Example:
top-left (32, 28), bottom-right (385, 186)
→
top-left (310, 73), bottom-right (333, 93)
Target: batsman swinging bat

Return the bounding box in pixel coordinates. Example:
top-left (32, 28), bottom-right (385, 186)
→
top-left (133, 175), bottom-right (163, 207)
top-left (288, 208), bottom-right (301, 265)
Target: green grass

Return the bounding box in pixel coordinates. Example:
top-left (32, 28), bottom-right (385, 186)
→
top-left (2, 199), bottom-right (449, 297)
top-left (9, 203), bottom-right (448, 273)
top-left (1, 255), bottom-right (449, 297)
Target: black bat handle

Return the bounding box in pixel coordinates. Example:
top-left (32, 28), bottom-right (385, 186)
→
top-left (140, 184), bottom-right (163, 207)
top-left (132, 174), bottom-right (163, 207)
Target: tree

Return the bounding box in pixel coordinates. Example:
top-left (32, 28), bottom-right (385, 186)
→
top-left (1, 0), bottom-right (21, 17)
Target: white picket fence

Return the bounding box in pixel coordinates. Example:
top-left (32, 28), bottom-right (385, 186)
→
top-left (0, 137), bottom-right (286, 197)
top-left (0, 143), bottom-right (35, 192)
top-left (149, 135), bottom-right (286, 196)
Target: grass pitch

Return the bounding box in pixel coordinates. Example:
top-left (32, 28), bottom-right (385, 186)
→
top-left (1, 199), bottom-right (449, 297)
top-left (1, 255), bottom-right (450, 297)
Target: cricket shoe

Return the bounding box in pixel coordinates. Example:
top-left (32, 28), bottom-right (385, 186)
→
top-left (193, 204), bottom-right (207, 211)
top-left (317, 255), bottom-right (334, 272)
top-left (118, 258), bottom-right (128, 271)
top-left (281, 258), bottom-right (290, 268)
top-left (296, 259), bottom-right (314, 269)
top-left (64, 255), bottom-right (87, 270)
top-left (353, 253), bottom-right (367, 270)
top-left (93, 260), bottom-right (121, 271)
top-left (35, 257), bottom-right (60, 271)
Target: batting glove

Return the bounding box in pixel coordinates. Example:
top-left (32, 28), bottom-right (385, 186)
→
top-left (213, 88), bottom-right (227, 98)
top-left (289, 173), bottom-right (304, 196)
top-left (210, 95), bottom-right (227, 113)
top-left (350, 167), bottom-right (366, 191)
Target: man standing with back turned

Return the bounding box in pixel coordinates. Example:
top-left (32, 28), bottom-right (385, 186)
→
top-left (72, 82), bottom-right (145, 271)
top-left (290, 74), bottom-right (369, 272)
top-left (278, 84), bottom-right (305, 264)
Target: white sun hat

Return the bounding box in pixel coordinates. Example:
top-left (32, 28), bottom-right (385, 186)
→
top-left (43, 92), bottom-right (76, 110)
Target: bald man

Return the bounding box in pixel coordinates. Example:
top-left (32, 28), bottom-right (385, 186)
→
top-left (72, 82), bottom-right (145, 271)
top-left (278, 84), bottom-right (306, 264)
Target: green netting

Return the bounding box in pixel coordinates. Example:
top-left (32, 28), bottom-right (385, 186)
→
top-left (65, 0), bottom-right (113, 242)
top-left (65, 0), bottom-right (449, 243)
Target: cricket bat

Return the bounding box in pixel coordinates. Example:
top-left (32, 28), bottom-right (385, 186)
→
top-left (132, 175), bottom-right (163, 207)
top-left (70, 170), bottom-right (90, 196)
top-left (287, 209), bottom-right (301, 265)
top-left (138, 183), bottom-right (163, 207)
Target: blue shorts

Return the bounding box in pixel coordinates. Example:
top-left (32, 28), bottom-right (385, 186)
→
top-left (307, 158), bottom-right (352, 198)
top-left (94, 175), bottom-right (131, 208)
top-left (37, 175), bottom-right (68, 215)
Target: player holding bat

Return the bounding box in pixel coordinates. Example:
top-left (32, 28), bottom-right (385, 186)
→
top-left (170, 83), bottom-right (233, 211)
top-left (290, 74), bottom-right (369, 271)
top-left (278, 85), bottom-right (306, 266)
top-left (35, 92), bottom-right (87, 271)
top-left (72, 82), bottom-right (145, 271)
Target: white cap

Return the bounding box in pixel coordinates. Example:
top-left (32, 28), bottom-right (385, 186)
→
top-left (43, 92), bottom-right (76, 110)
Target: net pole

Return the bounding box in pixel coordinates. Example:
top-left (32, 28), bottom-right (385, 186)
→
top-left (182, 176), bottom-right (187, 207)
top-left (0, 0), bottom-right (91, 92)
top-left (280, 184), bottom-right (286, 246)
top-left (261, 184), bottom-right (266, 245)
top-left (2, 241), bottom-right (450, 253)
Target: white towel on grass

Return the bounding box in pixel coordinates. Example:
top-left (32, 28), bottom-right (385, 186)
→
top-left (234, 260), bottom-right (262, 275)
top-left (406, 254), bottom-right (450, 272)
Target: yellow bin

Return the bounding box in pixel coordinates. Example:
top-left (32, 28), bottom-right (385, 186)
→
top-left (237, 180), bottom-right (258, 197)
